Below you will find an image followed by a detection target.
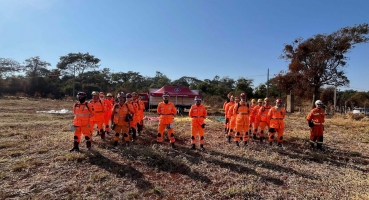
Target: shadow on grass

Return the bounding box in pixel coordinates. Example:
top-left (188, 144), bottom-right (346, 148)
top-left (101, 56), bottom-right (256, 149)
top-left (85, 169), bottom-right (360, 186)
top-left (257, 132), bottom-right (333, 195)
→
top-left (87, 150), bottom-right (153, 192)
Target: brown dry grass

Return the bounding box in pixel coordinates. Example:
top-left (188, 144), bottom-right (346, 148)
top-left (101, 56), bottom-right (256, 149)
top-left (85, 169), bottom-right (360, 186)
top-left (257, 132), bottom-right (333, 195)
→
top-left (1, 98), bottom-right (369, 199)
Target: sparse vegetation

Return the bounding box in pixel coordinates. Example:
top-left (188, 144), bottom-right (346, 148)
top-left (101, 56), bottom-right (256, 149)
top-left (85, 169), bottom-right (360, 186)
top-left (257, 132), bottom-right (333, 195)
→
top-left (0, 98), bottom-right (369, 199)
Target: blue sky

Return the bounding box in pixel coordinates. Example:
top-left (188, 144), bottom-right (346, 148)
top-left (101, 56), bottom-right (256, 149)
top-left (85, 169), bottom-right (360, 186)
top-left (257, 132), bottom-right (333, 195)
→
top-left (1, 0), bottom-right (368, 92)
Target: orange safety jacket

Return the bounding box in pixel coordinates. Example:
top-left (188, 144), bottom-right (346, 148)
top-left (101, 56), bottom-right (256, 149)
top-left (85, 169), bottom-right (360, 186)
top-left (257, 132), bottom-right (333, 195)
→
top-left (234, 102), bottom-right (250, 122)
top-left (306, 108), bottom-right (325, 125)
top-left (225, 101), bottom-right (235, 118)
top-left (228, 104), bottom-right (237, 121)
top-left (135, 99), bottom-right (145, 121)
top-left (73, 102), bottom-right (94, 126)
top-left (189, 104), bottom-right (207, 126)
top-left (253, 105), bottom-right (262, 122)
top-left (223, 100), bottom-right (230, 115)
top-left (258, 105), bottom-right (272, 122)
top-left (157, 101), bottom-right (177, 124)
top-left (249, 104), bottom-right (256, 117)
top-left (112, 103), bottom-right (135, 126)
top-left (128, 100), bottom-right (140, 122)
top-left (268, 106), bottom-right (286, 129)
top-left (89, 100), bottom-right (106, 121)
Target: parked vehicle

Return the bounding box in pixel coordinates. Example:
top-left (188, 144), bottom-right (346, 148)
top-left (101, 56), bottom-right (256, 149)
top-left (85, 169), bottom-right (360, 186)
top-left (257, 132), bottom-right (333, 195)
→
top-left (352, 107), bottom-right (369, 116)
top-left (139, 86), bottom-right (201, 114)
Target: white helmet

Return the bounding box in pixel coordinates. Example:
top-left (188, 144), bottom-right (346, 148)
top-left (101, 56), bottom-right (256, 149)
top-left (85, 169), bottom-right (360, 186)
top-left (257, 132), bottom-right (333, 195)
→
top-left (315, 100), bottom-right (323, 106)
top-left (194, 96), bottom-right (202, 101)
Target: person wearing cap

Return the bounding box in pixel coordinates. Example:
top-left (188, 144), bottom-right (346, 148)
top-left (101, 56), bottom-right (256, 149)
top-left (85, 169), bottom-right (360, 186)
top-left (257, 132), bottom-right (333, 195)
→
top-left (157, 92), bottom-right (177, 149)
top-left (189, 96), bottom-right (208, 150)
top-left (233, 93), bottom-right (251, 147)
top-left (70, 92), bottom-right (95, 152)
top-left (267, 99), bottom-right (286, 147)
top-left (249, 99), bottom-right (257, 139)
top-left (223, 93), bottom-right (233, 134)
top-left (252, 99), bottom-right (264, 142)
top-left (256, 98), bottom-right (272, 143)
top-left (111, 92), bottom-right (135, 146)
top-left (99, 92), bottom-right (111, 134)
top-left (227, 96), bottom-right (240, 143)
top-left (306, 100), bottom-right (325, 150)
top-left (124, 93), bottom-right (139, 141)
top-left (90, 91), bottom-right (107, 140)
top-left (224, 96), bottom-right (235, 134)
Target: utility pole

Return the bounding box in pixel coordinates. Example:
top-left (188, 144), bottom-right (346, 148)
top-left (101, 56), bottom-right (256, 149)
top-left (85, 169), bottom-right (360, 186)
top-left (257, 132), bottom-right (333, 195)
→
top-left (72, 65), bottom-right (75, 99)
top-left (266, 68), bottom-right (269, 97)
top-left (334, 85), bottom-right (337, 114)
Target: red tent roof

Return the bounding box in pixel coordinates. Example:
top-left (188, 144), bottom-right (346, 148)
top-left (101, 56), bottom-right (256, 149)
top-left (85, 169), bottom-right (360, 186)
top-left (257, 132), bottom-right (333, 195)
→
top-left (150, 86), bottom-right (200, 98)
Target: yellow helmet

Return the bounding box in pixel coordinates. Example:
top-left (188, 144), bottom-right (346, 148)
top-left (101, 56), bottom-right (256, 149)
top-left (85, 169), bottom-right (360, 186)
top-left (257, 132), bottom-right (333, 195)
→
top-left (257, 99), bottom-right (263, 103)
top-left (251, 99), bottom-right (256, 103)
top-left (91, 91), bottom-right (98, 96)
top-left (264, 98), bottom-right (269, 102)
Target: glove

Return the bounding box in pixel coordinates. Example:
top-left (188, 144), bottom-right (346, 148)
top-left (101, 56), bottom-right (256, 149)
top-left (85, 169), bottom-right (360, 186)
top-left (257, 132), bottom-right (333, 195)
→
top-left (201, 124), bottom-right (206, 128)
top-left (308, 121), bottom-right (314, 128)
top-left (111, 123), bottom-right (115, 130)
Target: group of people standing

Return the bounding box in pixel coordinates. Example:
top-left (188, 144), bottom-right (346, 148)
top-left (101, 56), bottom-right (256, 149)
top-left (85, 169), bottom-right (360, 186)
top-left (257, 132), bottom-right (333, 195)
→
top-left (70, 91), bottom-right (145, 152)
top-left (223, 93), bottom-right (326, 149)
top-left (70, 90), bottom-right (326, 152)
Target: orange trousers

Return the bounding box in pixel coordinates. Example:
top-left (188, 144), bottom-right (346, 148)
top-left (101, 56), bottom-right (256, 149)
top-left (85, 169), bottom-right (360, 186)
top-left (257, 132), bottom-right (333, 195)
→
top-left (191, 124), bottom-right (205, 145)
top-left (113, 124), bottom-right (130, 142)
top-left (310, 125), bottom-right (324, 143)
top-left (74, 126), bottom-right (92, 143)
top-left (268, 128), bottom-right (284, 143)
top-left (258, 121), bottom-right (269, 138)
top-left (157, 123), bottom-right (175, 143)
top-left (90, 120), bottom-right (104, 134)
top-left (228, 118), bottom-right (236, 136)
top-left (235, 120), bottom-right (250, 142)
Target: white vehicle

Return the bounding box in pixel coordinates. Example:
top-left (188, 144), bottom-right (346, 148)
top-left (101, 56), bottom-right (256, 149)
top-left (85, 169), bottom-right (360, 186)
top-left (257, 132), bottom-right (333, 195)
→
top-left (352, 107), bottom-right (369, 115)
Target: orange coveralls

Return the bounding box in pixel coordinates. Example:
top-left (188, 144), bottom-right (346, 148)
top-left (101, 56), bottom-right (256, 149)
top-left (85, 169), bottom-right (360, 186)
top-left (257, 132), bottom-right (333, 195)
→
top-left (234, 102), bottom-right (250, 142)
top-left (267, 106), bottom-right (286, 143)
top-left (135, 99), bottom-right (145, 134)
top-left (73, 102), bottom-right (94, 143)
top-left (223, 99), bottom-right (230, 132)
top-left (306, 108), bottom-right (325, 144)
top-left (89, 100), bottom-right (106, 137)
top-left (189, 104), bottom-right (207, 145)
top-left (129, 100), bottom-right (140, 133)
top-left (111, 103), bottom-right (135, 143)
top-left (157, 101), bottom-right (177, 143)
top-left (103, 98), bottom-right (114, 132)
top-left (252, 104), bottom-right (262, 135)
top-left (249, 103), bottom-right (256, 135)
top-left (227, 104), bottom-right (237, 137)
top-left (257, 105), bottom-right (272, 138)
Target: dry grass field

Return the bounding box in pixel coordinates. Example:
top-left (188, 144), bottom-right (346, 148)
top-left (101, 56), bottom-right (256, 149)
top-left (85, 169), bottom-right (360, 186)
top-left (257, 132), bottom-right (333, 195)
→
top-left (1, 98), bottom-right (369, 199)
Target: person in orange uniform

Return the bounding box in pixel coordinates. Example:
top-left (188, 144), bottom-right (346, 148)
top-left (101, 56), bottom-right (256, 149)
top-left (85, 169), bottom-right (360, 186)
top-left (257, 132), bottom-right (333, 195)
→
top-left (157, 92), bottom-right (177, 149)
top-left (234, 93), bottom-right (250, 147)
top-left (104, 93), bottom-right (115, 133)
top-left (189, 96), bottom-right (208, 150)
top-left (306, 100), bottom-right (325, 150)
top-left (124, 93), bottom-right (139, 141)
top-left (249, 99), bottom-right (257, 139)
top-left (257, 98), bottom-right (272, 143)
top-left (70, 92), bottom-right (94, 152)
top-left (227, 97), bottom-right (240, 143)
top-left (132, 92), bottom-right (145, 136)
top-left (252, 99), bottom-right (263, 142)
top-left (111, 92), bottom-right (135, 147)
top-left (89, 91), bottom-right (106, 140)
top-left (267, 99), bottom-right (286, 147)
top-left (224, 95), bottom-right (235, 134)
top-left (223, 93), bottom-right (233, 134)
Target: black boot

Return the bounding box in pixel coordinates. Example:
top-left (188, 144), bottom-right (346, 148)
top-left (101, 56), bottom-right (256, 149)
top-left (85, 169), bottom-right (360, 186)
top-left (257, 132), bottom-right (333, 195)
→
top-left (191, 144), bottom-right (196, 150)
top-left (278, 143), bottom-right (283, 148)
top-left (244, 141), bottom-right (248, 147)
top-left (125, 141), bottom-right (130, 147)
top-left (253, 134), bottom-right (257, 140)
top-left (227, 135), bottom-right (231, 143)
top-left (260, 137), bottom-right (264, 143)
top-left (86, 141), bottom-right (91, 150)
top-left (200, 144), bottom-right (205, 151)
top-left (114, 141), bottom-right (118, 147)
top-left (269, 142), bottom-right (273, 146)
top-left (317, 143), bottom-right (323, 150)
top-left (310, 142), bottom-right (315, 149)
top-left (70, 141), bottom-right (80, 152)
top-left (100, 130), bottom-right (105, 140)
top-left (236, 141), bottom-right (240, 147)
top-left (171, 143), bottom-right (177, 149)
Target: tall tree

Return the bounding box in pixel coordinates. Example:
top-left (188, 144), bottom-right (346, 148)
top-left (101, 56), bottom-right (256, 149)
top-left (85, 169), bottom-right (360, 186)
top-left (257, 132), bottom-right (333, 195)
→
top-left (22, 56), bottom-right (51, 96)
top-left (279, 23), bottom-right (369, 105)
top-left (57, 52), bottom-right (100, 96)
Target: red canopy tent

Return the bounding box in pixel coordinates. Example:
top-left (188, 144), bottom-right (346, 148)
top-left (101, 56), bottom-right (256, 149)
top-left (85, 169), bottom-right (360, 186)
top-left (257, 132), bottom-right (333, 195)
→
top-left (150, 86), bottom-right (200, 98)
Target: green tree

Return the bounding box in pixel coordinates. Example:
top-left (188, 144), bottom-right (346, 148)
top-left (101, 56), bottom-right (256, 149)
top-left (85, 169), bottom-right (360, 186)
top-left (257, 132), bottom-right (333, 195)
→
top-left (279, 23), bottom-right (369, 106)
